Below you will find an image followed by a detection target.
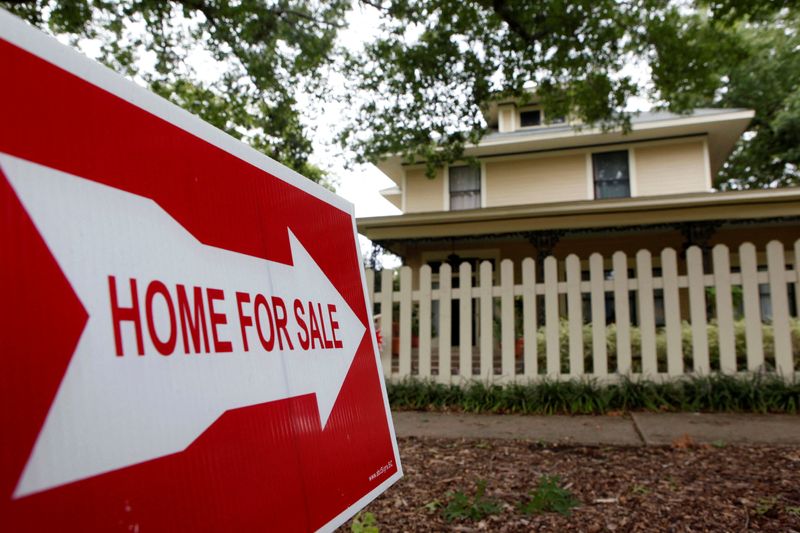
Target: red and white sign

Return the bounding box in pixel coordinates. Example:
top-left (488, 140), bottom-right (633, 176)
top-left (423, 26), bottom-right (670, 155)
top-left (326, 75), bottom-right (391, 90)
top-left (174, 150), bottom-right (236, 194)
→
top-left (0, 9), bottom-right (400, 532)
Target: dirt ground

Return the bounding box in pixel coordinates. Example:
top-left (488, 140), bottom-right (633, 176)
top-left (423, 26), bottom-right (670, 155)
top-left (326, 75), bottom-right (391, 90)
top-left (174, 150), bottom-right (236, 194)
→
top-left (350, 437), bottom-right (800, 532)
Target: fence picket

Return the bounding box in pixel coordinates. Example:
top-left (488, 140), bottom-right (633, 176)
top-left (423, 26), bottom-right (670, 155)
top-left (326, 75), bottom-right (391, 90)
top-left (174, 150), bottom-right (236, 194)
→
top-left (589, 253), bottom-right (608, 377)
top-left (713, 245), bottom-right (736, 373)
top-left (566, 254), bottom-right (584, 376)
top-left (636, 250), bottom-right (657, 376)
top-left (419, 265), bottom-right (432, 378)
top-left (687, 246), bottom-right (709, 374)
top-left (367, 239), bottom-right (794, 383)
top-left (661, 248), bottom-right (683, 376)
top-left (612, 251), bottom-right (631, 375)
top-left (399, 266), bottom-right (412, 376)
top-left (500, 259), bottom-right (515, 380)
top-left (438, 263), bottom-right (453, 383)
top-left (521, 258), bottom-right (537, 377)
top-left (795, 239), bottom-right (800, 317)
top-left (366, 268), bottom-right (375, 312)
top-left (739, 243), bottom-right (764, 371)
top-left (479, 261), bottom-right (494, 380)
top-left (545, 256), bottom-right (560, 377)
top-left (767, 241), bottom-right (793, 375)
top-left (459, 262), bottom-right (473, 379)
top-left (379, 268), bottom-right (394, 376)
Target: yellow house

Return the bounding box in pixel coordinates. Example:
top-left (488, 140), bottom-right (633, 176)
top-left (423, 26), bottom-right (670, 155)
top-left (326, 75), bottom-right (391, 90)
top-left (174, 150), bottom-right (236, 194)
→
top-left (358, 100), bottom-right (800, 272)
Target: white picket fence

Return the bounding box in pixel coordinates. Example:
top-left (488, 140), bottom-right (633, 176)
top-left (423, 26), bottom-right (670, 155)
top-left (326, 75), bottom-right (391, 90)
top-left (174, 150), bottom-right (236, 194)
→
top-left (366, 240), bottom-right (800, 383)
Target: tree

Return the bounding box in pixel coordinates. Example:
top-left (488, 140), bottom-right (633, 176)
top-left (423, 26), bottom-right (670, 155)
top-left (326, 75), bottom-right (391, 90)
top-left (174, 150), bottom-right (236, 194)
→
top-left (0, 0), bottom-right (350, 184)
top-left (341, 0), bottom-right (798, 187)
top-left (712, 10), bottom-right (800, 188)
top-left (2, 1), bottom-right (797, 189)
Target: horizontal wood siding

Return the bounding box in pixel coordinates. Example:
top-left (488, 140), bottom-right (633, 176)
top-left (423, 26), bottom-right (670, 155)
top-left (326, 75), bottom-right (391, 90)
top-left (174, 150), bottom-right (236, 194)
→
top-left (634, 140), bottom-right (707, 196)
top-left (404, 168), bottom-right (444, 213)
top-left (485, 154), bottom-right (587, 207)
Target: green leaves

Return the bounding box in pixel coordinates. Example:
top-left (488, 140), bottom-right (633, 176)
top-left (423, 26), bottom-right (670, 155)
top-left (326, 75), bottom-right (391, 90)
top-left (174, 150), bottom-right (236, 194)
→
top-left (442, 479), bottom-right (501, 522)
top-left (520, 475), bottom-right (580, 516)
top-left (1, 0), bottom-right (348, 184)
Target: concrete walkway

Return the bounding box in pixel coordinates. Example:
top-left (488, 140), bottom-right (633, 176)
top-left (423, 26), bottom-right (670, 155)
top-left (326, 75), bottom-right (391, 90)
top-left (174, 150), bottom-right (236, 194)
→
top-left (391, 411), bottom-right (800, 446)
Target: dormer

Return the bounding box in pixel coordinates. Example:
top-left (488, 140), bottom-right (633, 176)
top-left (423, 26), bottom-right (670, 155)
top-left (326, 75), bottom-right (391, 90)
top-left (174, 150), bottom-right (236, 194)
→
top-left (484, 95), bottom-right (567, 133)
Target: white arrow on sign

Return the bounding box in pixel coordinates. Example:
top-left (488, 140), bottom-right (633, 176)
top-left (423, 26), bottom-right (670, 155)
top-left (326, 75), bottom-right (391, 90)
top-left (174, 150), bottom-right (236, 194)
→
top-left (1, 153), bottom-right (366, 499)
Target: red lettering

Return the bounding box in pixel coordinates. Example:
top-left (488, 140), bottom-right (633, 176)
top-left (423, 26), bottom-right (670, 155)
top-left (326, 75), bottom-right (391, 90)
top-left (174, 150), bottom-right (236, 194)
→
top-left (108, 276), bottom-right (144, 356)
top-left (308, 301), bottom-right (323, 350)
top-left (271, 296), bottom-right (294, 351)
top-left (317, 303), bottom-right (333, 349)
top-left (236, 292), bottom-right (253, 352)
top-left (328, 304), bottom-right (343, 349)
top-left (176, 284), bottom-right (209, 354)
top-left (206, 288), bottom-right (233, 353)
top-left (254, 294), bottom-right (275, 351)
top-left (145, 280), bottom-right (177, 356)
top-left (294, 299), bottom-right (309, 350)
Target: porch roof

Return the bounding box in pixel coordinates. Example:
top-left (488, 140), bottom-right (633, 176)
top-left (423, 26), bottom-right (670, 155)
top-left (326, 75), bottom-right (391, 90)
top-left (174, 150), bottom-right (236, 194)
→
top-left (357, 187), bottom-right (800, 243)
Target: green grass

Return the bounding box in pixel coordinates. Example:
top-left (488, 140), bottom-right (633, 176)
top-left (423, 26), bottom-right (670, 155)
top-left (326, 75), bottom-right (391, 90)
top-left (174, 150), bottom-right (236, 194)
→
top-left (387, 374), bottom-right (800, 414)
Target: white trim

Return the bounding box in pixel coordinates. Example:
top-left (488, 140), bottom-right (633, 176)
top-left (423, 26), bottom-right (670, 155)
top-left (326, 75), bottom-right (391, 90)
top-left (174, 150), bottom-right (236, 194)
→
top-left (702, 137), bottom-right (713, 190)
top-left (401, 172), bottom-right (407, 213)
top-left (443, 166), bottom-right (450, 211)
top-left (474, 110), bottom-right (755, 150)
top-left (480, 161), bottom-right (487, 208)
top-left (0, 8), bottom-right (353, 216)
top-left (585, 153), bottom-right (594, 200)
top-left (628, 148), bottom-right (638, 197)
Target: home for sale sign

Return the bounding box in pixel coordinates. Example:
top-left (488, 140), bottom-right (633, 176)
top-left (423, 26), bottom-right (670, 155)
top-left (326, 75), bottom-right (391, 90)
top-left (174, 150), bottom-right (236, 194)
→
top-left (0, 9), bottom-right (400, 532)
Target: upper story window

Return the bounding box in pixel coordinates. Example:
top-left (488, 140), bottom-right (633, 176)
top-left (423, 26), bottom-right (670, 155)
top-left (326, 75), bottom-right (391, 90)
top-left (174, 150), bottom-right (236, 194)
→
top-left (449, 165), bottom-right (481, 210)
top-left (519, 109), bottom-right (542, 127)
top-left (592, 150), bottom-right (630, 199)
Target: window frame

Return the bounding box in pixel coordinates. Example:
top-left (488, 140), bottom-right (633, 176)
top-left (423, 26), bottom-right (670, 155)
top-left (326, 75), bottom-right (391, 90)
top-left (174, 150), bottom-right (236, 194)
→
top-left (447, 164), bottom-right (483, 211)
top-left (592, 150), bottom-right (632, 199)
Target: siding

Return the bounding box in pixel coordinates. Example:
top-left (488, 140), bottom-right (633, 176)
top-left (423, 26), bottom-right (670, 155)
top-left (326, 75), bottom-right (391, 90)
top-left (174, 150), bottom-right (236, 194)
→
top-left (404, 168), bottom-right (444, 213)
top-left (485, 154), bottom-right (587, 207)
top-left (634, 140), bottom-right (708, 196)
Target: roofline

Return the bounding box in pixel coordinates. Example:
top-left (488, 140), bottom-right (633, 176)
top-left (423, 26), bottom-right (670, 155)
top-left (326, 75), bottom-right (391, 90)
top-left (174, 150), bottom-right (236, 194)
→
top-left (473, 109), bottom-right (754, 151)
top-left (375, 108), bottom-right (755, 184)
top-left (357, 187), bottom-right (800, 240)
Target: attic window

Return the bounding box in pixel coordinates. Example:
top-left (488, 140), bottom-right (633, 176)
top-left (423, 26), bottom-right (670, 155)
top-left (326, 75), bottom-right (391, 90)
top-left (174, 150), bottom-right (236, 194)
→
top-left (519, 109), bottom-right (541, 127)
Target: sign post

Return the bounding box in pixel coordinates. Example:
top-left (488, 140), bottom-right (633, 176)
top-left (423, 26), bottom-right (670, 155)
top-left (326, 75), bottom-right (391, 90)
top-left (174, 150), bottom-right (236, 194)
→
top-left (0, 9), bottom-right (400, 531)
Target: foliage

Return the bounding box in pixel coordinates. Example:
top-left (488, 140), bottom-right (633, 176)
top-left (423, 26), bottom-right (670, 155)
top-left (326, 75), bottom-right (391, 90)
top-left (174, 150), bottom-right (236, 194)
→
top-left (528, 318), bottom-right (800, 376)
top-left (519, 475), bottom-right (580, 516)
top-left (340, 0), bottom-right (796, 184)
top-left (0, 0), bottom-right (349, 184)
top-left (350, 511), bottom-right (379, 533)
top-left (387, 374), bottom-right (800, 414)
top-left (713, 11), bottom-right (800, 188)
top-left (441, 479), bottom-right (501, 522)
top-left (3, 1), bottom-right (797, 187)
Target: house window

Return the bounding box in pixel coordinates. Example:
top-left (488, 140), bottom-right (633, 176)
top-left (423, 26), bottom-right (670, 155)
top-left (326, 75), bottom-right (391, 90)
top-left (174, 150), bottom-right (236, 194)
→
top-left (520, 109), bottom-right (541, 127)
top-left (449, 165), bottom-right (481, 210)
top-left (593, 150), bottom-right (630, 199)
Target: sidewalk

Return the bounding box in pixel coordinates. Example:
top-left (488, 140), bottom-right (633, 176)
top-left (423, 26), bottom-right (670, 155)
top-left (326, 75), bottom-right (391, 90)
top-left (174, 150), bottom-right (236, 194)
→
top-left (391, 411), bottom-right (800, 446)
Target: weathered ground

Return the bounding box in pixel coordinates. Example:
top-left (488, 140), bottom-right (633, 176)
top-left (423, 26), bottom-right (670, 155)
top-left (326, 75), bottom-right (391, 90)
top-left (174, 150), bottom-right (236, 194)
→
top-left (350, 437), bottom-right (800, 532)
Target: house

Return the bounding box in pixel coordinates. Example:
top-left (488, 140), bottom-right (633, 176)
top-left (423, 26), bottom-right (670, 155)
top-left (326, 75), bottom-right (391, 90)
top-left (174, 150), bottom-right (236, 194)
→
top-left (357, 96), bottom-right (800, 383)
top-left (358, 98), bottom-right (800, 278)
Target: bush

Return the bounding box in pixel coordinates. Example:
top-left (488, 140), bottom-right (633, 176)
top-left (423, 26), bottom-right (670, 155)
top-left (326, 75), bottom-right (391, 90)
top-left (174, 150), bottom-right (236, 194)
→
top-left (387, 374), bottom-right (800, 414)
top-left (530, 318), bottom-right (800, 374)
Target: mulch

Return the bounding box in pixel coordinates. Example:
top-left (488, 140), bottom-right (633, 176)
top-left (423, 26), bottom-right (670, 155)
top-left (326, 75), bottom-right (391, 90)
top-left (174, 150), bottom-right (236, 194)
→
top-left (350, 437), bottom-right (800, 532)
